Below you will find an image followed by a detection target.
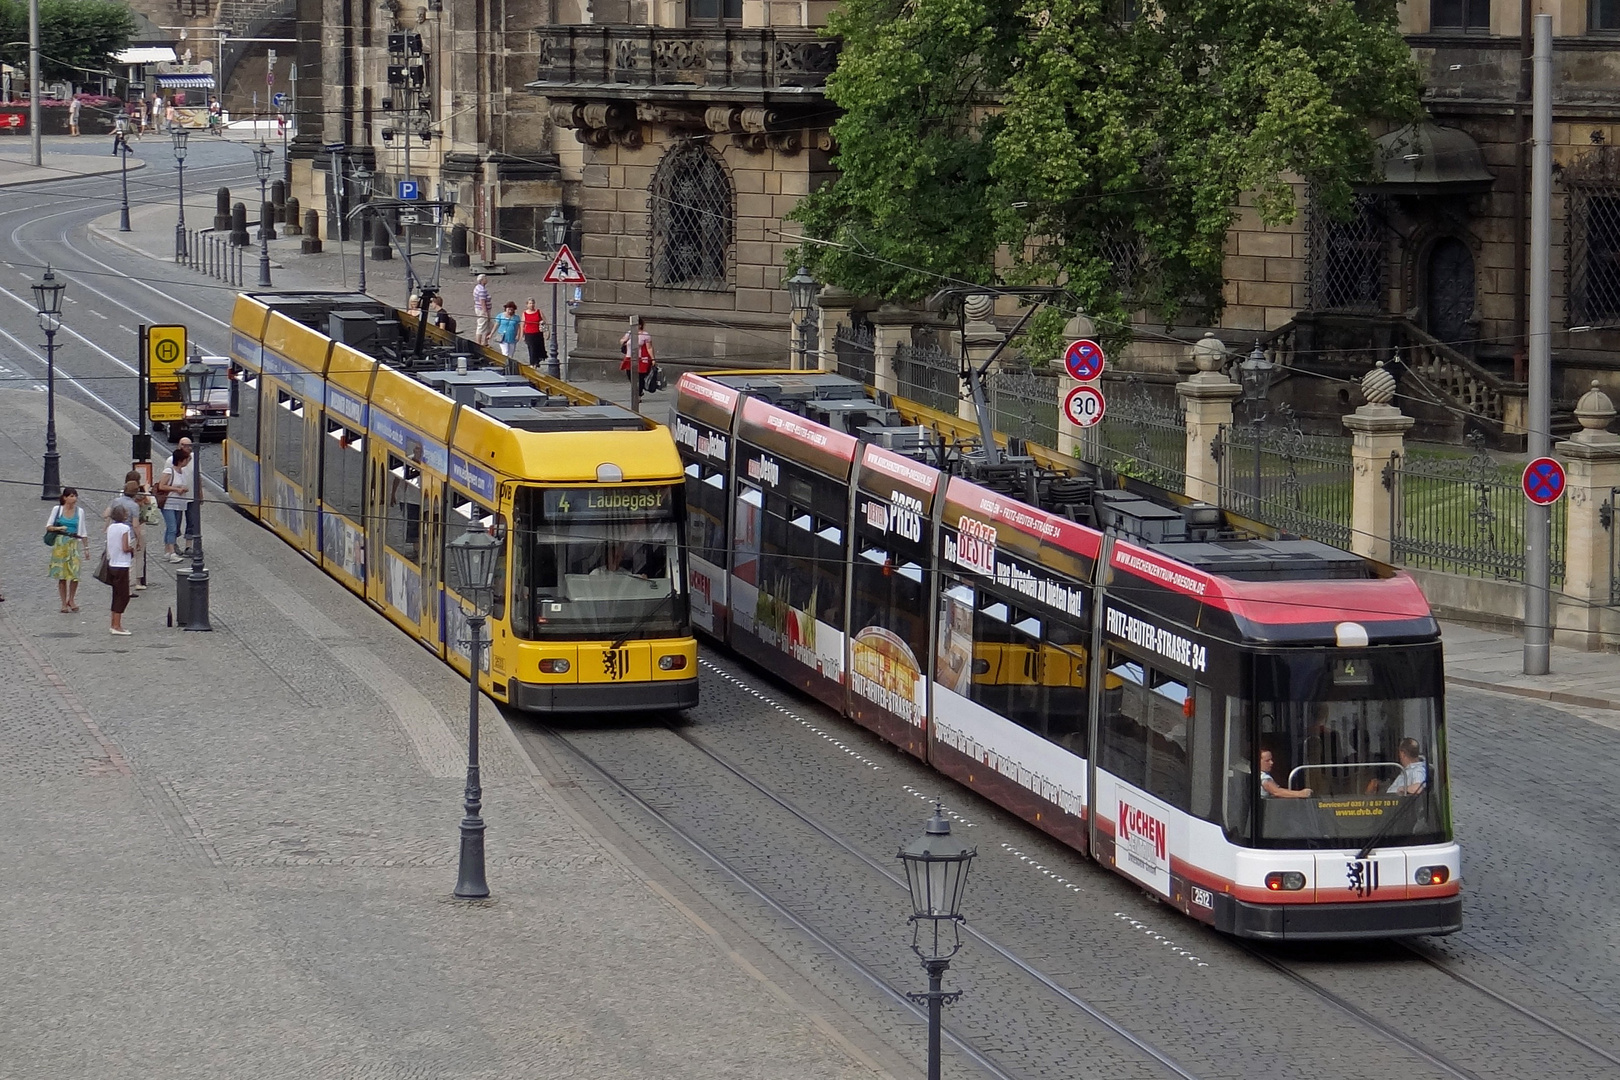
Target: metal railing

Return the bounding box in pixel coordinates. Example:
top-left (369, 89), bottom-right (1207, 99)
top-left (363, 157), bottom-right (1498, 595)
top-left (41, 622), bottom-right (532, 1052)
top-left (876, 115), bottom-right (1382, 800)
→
top-left (1216, 409), bottom-right (1354, 547)
top-left (893, 341), bottom-right (959, 415)
top-left (1078, 376), bottom-right (1187, 493)
top-left (177, 229), bottom-right (246, 286)
top-left (1606, 487), bottom-right (1619, 604)
top-left (1389, 436), bottom-right (1567, 585)
top-left (988, 366), bottom-right (1061, 450)
top-left (833, 324), bottom-right (875, 386)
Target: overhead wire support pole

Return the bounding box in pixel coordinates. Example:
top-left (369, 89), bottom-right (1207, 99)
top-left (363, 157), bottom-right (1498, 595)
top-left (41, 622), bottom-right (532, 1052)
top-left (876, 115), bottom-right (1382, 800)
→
top-left (28, 0), bottom-right (40, 167)
top-left (1524, 12), bottom-right (1553, 676)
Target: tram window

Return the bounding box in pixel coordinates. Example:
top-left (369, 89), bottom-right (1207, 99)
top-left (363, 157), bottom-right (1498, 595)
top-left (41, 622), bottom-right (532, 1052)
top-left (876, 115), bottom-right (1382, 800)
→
top-left (1187, 686), bottom-right (1220, 822)
top-left (684, 463), bottom-right (729, 567)
top-left (1223, 697), bottom-right (1253, 844)
top-left (322, 420), bottom-right (365, 521)
top-left (850, 539), bottom-right (930, 713)
top-left (230, 365), bottom-right (259, 454)
top-left (386, 452), bottom-right (423, 561)
top-left (275, 390), bottom-right (304, 479)
top-left (1100, 652), bottom-right (1190, 810)
top-left (759, 493), bottom-right (844, 629)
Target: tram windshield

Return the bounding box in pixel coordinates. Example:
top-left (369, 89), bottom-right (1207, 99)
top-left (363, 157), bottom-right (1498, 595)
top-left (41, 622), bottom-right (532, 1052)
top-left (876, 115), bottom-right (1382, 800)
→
top-left (1233, 647), bottom-right (1449, 848)
top-left (508, 485), bottom-right (688, 641)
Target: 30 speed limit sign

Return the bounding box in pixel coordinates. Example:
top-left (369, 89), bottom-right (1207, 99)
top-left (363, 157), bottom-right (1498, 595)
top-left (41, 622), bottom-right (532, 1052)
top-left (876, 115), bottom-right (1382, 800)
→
top-left (1062, 385), bottom-right (1106, 428)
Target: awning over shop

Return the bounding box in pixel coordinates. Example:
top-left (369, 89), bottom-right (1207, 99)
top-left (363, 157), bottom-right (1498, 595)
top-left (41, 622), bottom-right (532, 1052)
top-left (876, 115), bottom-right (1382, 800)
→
top-left (114, 47), bottom-right (178, 65)
top-left (155, 74), bottom-right (215, 89)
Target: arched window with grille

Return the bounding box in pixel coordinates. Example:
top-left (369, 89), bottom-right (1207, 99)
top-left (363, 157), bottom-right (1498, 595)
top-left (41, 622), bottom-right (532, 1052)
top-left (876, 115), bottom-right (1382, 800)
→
top-left (650, 144), bottom-right (733, 291)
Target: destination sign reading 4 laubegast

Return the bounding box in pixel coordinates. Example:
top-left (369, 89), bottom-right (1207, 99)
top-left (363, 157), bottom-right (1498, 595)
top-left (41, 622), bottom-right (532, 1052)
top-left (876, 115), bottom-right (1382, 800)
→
top-left (544, 486), bottom-right (673, 520)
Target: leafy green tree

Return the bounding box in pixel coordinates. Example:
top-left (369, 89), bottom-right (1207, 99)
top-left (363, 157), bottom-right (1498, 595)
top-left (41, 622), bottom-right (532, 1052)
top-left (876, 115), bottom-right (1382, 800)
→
top-left (0, 0), bottom-right (136, 84)
top-left (794, 0), bottom-right (1422, 344)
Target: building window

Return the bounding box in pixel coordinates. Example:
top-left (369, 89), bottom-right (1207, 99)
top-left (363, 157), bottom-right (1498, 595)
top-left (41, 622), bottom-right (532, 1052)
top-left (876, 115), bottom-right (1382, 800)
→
top-left (1431, 0), bottom-right (1490, 31)
top-left (1571, 191), bottom-right (1620, 323)
top-left (651, 144), bottom-right (732, 291)
top-left (1595, 1), bottom-right (1620, 31)
top-left (688, 0), bottom-right (742, 23)
top-left (1307, 192), bottom-right (1388, 313)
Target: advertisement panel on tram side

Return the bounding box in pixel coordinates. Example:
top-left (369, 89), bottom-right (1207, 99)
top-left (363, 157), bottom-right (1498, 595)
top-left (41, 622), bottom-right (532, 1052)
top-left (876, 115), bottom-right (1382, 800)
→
top-left (929, 476), bottom-right (1101, 852)
top-left (729, 397), bottom-right (858, 711)
top-left (846, 444), bottom-right (942, 758)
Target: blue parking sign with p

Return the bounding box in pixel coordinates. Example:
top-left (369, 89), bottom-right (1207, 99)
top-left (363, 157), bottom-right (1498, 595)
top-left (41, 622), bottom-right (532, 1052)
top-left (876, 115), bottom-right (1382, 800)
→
top-left (398, 180), bottom-right (419, 201)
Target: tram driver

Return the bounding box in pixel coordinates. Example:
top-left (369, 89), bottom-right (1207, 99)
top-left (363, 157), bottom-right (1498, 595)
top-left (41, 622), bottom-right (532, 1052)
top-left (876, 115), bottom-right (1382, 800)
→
top-left (1375, 738), bottom-right (1428, 796)
top-left (1259, 747), bottom-right (1312, 800)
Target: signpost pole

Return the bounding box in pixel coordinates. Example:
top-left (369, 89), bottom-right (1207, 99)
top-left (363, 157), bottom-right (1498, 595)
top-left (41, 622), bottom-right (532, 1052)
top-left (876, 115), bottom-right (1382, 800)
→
top-left (1525, 13), bottom-right (1553, 676)
top-left (28, 0), bottom-right (40, 167)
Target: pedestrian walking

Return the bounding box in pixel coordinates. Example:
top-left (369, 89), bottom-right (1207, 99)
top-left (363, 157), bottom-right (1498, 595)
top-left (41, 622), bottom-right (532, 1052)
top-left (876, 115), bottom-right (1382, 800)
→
top-left (521, 297), bottom-right (545, 367)
top-left (472, 274), bottom-right (493, 346)
top-left (68, 96), bottom-right (81, 137)
top-left (620, 317), bottom-right (657, 395)
top-left (112, 113), bottom-right (130, 155)
top-left (105, 505), bottom-right (134, 636)
top-left (429, 295), bottom-right (458, 334)
top-left (150, 94), bottom-right (163, 131)
top-left (104, 473), bottom-right (145, 594)
top-left (45, 487), bottom-right (90, 613)
top-left (157, 445), bottom-right (194, 562)
top-left (493, 300), bottom-right (519, 359)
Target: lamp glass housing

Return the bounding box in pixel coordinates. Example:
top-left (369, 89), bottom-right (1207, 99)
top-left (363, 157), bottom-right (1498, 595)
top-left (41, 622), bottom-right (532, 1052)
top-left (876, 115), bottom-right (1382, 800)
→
top-left (253, 142), bottom-right (275, 182)
top-left (785, 266), bottom-right (818, 318)
top-left (448, 520), bottom-right (501, 608)
top-left (544, 207), bottom-right (568, 249)
top-left (898, 809), bottom-right (974, 919)
top-left (31, 266), bottom-right (65, 317)
top-left (1240, 345), bottom-right (1275, 405)
top-left (177, 359), bottom-right (213, 410)
top-left (171, 127), bottom-right (189, 161)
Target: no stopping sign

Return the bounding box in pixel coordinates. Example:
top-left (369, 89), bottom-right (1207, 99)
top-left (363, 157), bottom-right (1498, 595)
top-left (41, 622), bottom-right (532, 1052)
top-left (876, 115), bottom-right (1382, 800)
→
top-left (1062, 385), bottom-right (1107, 428)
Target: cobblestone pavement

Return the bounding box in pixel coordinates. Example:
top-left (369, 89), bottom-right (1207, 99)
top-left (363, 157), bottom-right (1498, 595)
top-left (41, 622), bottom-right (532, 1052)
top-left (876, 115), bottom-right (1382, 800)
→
top-left (0, 388), bottom-right (892, 1080)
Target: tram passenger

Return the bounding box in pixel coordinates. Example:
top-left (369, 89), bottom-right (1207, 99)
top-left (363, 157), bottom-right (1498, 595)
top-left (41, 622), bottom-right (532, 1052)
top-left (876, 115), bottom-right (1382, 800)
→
top-left (1259, 748), bottom-right (1312, 799)
top-left (1379, 738), bottom-right (1428, 795)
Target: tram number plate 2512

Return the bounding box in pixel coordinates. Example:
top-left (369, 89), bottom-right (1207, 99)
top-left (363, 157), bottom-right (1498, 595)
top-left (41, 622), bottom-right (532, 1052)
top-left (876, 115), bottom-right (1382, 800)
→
top-left (602, 647), bottom-right (631, 680)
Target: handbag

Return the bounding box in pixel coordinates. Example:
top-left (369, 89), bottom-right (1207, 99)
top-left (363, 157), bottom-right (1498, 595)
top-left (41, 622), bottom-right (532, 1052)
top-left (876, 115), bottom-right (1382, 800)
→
top-left (140, 499), bottom-right (163, 527)
top-left (43, 506), bottom-right (62, 547)
top-left (93, 550), bottom-right (112, 586)
top-left (155, 468), bottom-right (171, 509)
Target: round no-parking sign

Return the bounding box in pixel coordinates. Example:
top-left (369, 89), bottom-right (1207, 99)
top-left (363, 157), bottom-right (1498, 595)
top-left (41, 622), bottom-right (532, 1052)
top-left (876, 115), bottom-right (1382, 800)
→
top-left (1062, 385), bottom-right (1107, 428)
top-left (1063, 339), bottom-right (1106, 382)
top-left (1522, 457), bottom-right (1566, 506)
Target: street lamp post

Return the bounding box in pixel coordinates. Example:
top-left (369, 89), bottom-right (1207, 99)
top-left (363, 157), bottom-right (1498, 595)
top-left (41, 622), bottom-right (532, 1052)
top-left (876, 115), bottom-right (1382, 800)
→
top-left (253, 141), bottom-right (275, 287)
top-left (897, 804), bottom-right (976, 1080)
top-left (353, 165), bottom-right (374, 295)
top-left (116, 116), bottom-right (132, 232)
top-left (1238, 342), bottom-right (1275, 518)
top-left (544, 207), bottom-right (567, 378)
top-left (785, 266), bottom-right (819, 370)
top-left (176, 359), bottom-right (214, 632)
top-left (31, 266), bottom-right (64, 501)
top-left (172, 126), bottom-right (189, 262)
top-left (448, 518), bottom-right (501, 900)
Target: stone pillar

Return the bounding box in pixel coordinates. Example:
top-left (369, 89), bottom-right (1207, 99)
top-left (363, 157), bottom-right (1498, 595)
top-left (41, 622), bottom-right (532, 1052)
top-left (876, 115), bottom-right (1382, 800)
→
top-left (868, 303), bottom-right (914, 396)
top-left (814, 285), bottom-right (856, 373)
top-left (960, 293), bottom-right (1001, 425)
top-left (1176, 332), bottom-right (1241, 506)
top-left (1554, 383), bottom-right (1620, 651)
top-left (1340, 362), bottom-right (1413, 563)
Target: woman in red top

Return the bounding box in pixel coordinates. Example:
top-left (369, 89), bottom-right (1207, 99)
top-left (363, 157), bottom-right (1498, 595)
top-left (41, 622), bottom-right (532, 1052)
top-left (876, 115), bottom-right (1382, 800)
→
top-left (620, 317), bottom-right (656, 394)
top-left (521, 298), bottom-right (545, 367)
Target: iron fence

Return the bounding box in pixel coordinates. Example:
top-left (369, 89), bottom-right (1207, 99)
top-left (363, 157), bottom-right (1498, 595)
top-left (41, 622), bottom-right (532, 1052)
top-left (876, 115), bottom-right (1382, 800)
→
top-left (1216, 408), bottom-right (1354, 547)
top-left (1389, 435), bottom-right (1566, 585)
top-left (893, 341), bottom-right (960, 415)
top-left (1079, 377), bottom-right (1187, 492)
top-left (988, 365), bottom-right (1061, 450)
top-left (833, 324), bottom-right (875, 386)
top-left (179, 229), bottom-right (245, 286)
top-left (1609, 487), bottom-right (1620, 604)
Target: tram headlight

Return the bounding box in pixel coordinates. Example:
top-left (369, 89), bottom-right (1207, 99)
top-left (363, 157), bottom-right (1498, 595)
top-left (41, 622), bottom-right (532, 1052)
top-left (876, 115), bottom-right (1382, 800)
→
top-left (538, 658), bottom-right (570, 674)
top-left (1264, 871), bottom-right (1307, 892)
top-left (658, 654), bottom-right (688, 671)
top-left (1413, 865), bottom-right (1450, 886)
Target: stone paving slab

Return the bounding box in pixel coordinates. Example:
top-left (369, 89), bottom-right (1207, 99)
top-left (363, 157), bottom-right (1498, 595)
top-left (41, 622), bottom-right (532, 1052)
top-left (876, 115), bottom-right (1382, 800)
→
top-left (1440, 620), bottom-right (1620, 711)
top-left (0, 137), bottom-right (148, 187)
top-left (0, 386), bottom-right (887, 1080)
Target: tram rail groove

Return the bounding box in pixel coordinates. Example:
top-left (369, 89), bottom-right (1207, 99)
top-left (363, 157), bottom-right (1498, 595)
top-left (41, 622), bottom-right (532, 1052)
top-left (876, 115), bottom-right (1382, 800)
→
top-left (660, 717), bottom-right (1204, 1080)
top-left (1398, 943), bottom-right (1620, 1068)
top-left (527, 722), bottom-right (1032, 1080)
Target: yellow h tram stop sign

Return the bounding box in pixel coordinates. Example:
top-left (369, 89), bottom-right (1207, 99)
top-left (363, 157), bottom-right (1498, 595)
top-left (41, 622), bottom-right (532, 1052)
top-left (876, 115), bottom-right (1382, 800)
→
top-left (145, 325), bottom-right (188, 423)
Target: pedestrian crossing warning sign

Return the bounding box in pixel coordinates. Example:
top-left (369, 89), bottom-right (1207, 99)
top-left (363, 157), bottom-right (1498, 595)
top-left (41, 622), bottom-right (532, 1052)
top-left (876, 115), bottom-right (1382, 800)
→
top-left (542, 243), bottom-right (587, 284)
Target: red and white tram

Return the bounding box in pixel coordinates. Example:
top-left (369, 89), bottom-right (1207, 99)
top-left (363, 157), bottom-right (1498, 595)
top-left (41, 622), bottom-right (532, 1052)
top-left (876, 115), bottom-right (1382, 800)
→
top-left (675, 370), bottom-right (1460, 940)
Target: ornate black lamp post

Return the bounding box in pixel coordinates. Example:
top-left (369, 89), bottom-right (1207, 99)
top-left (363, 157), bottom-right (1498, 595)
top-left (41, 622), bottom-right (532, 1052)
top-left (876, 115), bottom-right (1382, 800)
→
top-left (31, 265), bottom-right (64, 501)
top-left (786, 266), bottom-right (819, 370)
top-left (254, 141), bottom-right (275, 287)
top-left (176, 359), bottom-right (213, 632)
top-left (1238, 342), bottom-right (1275, 516)
top-left (448, 518), bottom-right (500, 900)
top-left (352, 164), bottom-right (374, 294)
top-left (898, 804), bottom-right (976, 1080)
top-left (171, 126), bottom-right (189, 262)
top-left (544, 207), bottom-right (568, 378)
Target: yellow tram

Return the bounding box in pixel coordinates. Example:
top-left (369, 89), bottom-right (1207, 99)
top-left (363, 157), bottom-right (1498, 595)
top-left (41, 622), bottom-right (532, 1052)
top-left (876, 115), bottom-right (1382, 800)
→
top-left (225, 292), bottom-right (698, 713)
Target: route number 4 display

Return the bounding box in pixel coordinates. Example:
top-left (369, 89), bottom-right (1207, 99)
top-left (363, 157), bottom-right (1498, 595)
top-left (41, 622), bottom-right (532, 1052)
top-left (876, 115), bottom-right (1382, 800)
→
top-left (1062, 385), bottom-right (1106, 428)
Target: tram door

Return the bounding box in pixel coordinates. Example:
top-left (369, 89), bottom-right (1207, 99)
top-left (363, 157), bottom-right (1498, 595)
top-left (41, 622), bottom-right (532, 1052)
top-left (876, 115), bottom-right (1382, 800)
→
top-left (364, 442), bottom-right (388, 614)
top-left (300, 397), bottom-right (323, 551)
top-left (420, 486), bottom-right (443, 655)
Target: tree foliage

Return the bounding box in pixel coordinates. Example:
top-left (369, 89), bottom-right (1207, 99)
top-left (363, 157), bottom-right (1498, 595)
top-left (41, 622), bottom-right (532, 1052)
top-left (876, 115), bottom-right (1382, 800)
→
top-left (0, 0), bottom-right (136, 84)
top-left (793, 0), bottom-right (1422, 341)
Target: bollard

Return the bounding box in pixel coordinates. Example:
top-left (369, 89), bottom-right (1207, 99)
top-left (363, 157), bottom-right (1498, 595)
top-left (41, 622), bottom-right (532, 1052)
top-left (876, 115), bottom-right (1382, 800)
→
top-left (448, 223), bottom-right (470, 268)
top-left (301, 209), bottom-right (322, 254)
top-left (371, 216), bottom-right (392, 261)
top-left (261, 200), bottom-right (277, 242)
top-left (284, 196), bottom-right (302, 236)
top-left (270, 179), bottom-right (286, 211)
top-left (207, 235), bottom-right (215, 279)
top-left (230, 202), bottom-right (250, 247)
top-left (214, 188), bottom-right (232, 233)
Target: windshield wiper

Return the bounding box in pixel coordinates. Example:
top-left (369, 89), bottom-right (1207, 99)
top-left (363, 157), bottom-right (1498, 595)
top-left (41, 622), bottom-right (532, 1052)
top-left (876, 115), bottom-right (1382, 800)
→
top-left (1357, 790), bottom-right (1426, 860)
top-left (610, 591), bottom-right (677, 652)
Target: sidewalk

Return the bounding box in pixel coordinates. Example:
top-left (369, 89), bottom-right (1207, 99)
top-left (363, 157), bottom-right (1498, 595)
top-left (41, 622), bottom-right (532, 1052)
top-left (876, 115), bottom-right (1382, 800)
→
top-left (0, 136), bottom-right (147, 187)
top-left (1442, 621), bottom-right (1620, 711)
top-left (0, 386), bottom-right (886, 1079)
